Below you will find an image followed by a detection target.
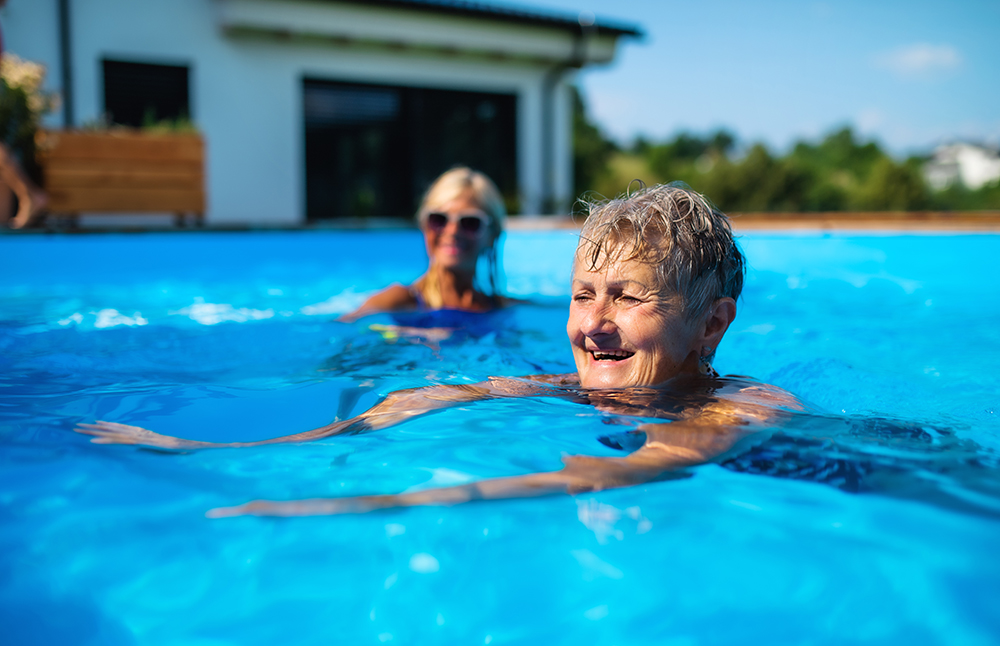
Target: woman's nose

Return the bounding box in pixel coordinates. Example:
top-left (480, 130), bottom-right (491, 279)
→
top-left (581, 300), bottom-right (616, 337)
top-left (441, 217), bottom-right (461, 237)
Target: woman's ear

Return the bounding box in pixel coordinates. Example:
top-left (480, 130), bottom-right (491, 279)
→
top-left (700, 297), bottom-right (737, 348)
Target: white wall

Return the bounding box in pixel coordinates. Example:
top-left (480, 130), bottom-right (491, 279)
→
top-left (4, 0), bottom-right (580, 223)
top-left (554, 79), bottom-right (575, 213)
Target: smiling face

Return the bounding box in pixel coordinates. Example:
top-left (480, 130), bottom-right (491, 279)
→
top-left (421, 193), bottom-right (493, 273)
top-left (567, 255), bottom-right (705, 389)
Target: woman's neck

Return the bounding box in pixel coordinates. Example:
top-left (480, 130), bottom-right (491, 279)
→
top-left (418, 265), bottom-right (491, 310)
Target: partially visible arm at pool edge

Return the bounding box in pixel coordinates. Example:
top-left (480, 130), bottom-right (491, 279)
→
top-left (73, 382), bottom-right (514, 451)
top-left (338, 284), bottom-right (416, 323)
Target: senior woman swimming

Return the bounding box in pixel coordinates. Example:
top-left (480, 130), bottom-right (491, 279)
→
top-left (341, 166), bottom-right (508, 322)
top-left (76, 184), bottom-right (805, 516)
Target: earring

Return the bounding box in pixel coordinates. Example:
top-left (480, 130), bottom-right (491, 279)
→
top-left (698, 347), bottom-right (715, 376)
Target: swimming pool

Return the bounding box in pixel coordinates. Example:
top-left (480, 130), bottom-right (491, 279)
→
top-left (2, 230), bottom-right (998, 644)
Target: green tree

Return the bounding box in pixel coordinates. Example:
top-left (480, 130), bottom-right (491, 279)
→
top-left (785, 127), bottom-right (894, 211)
top-left (702, 144), bottom-right (811, 212)
top-left (854, 157), bottom-right (930, 210)
top-left (644, 129), bottom-right (735, 184)
top-left (584, 119), bottom-right (990, 213)
top-left (930, 180), bottom-right (1000, 210)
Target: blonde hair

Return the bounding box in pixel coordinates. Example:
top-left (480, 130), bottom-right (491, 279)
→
top-left (417, 167), bottom-right (507, 306)
top-left (577, 183), bottom-right (745, 320)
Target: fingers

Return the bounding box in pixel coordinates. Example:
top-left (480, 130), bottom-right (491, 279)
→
top-left (206, 500), bottom-right (310, 518)
top-left (75, 431), bottom-right (137, 445)
top-left (73, 421), bottom-right (149, 446)
top-left (73, 423), bottom-right (104, 436)
top-left (74, 423), bottom-right (122, 442)
top-left (74, 421), bottom-right (143, 434)
top-left (73, 421), bottom-right (206, 451)
top-left (206, 497), bottom-right (366, 518)
top-left (205, 505), bottom-right (247, 519)
top-left (90, 436), bottom-right (133, 445)
top-left (74, 421), bottom-right (116, 434)
top-left (95, 421), bottom-right (146, 432)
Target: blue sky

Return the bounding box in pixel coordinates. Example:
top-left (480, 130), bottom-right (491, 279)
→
top-left (517, 0), bottom-right (1000, 157)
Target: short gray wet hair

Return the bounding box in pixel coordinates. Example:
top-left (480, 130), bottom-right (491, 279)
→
top-left (577, 183), bottom-right (745, 319)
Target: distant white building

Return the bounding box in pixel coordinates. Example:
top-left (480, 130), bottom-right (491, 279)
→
top-left (923, 142), bottom-right (1000, 191)
top-left (4, 0), bottom-right (639, 224)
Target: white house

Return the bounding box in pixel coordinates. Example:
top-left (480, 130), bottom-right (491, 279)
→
top-left (923, 142), bottom-right (1000, 191)
top-left (3, 0), bottom-right (639, 224)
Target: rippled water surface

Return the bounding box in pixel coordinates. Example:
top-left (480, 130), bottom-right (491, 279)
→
top-left (2, 231), bottom-right (999, 645)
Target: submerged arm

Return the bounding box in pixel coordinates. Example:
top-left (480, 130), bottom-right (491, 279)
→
top-left (207, 440), bottom-right (695, 517)
top-left (207, 407), bottom-right (758, 517)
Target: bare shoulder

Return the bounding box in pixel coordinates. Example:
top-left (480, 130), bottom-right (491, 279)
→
top-left (363, 283), bottom-right (417, 310)
top-left (340, 284), bottom-right (418, 322)
top-left (723, 376), bottom-right (809, 411)
top-left (485, 374), bottom-right (576, 397)
top-left (523, 373), bottom-right (581, 387)
top-left (701, 376), bottom-right (813, 424)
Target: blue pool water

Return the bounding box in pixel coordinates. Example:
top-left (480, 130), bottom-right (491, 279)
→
top-left (2, 230), bottom-right (999, 645)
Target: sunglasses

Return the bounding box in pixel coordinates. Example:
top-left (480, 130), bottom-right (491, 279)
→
top-left (423, 211), bottom-right (489, 236)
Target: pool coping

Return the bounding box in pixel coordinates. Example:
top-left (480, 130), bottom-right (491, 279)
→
top-left (504, 212), bottom-right (1000, 232)
top-left (3, 211), bottom-right (1000, 234)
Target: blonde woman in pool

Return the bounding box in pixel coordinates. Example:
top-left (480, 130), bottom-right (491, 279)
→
top-left (77, 184), bottom-right (809, 516)
top-left (340, 167), bottom-right (509, 322)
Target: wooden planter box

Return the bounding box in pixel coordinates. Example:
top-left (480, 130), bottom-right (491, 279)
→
top-left (36, 130), bottom-right (206, 226)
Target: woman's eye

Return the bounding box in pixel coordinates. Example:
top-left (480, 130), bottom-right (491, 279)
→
top-left (572, 293), bottom-right (593, 302)
top-left (618, 295), bottom-right (641, 304)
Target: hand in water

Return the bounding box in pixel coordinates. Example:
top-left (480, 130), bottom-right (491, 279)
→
top-left (71, 383), bottom-right (494, 453)
top-left (74, 421), bottom-right (204, 450)
top-left (207, 496), bottom-right (393, 518)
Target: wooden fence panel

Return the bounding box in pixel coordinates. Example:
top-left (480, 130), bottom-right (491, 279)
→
top-left (37, 130), bottom-right (205, 221)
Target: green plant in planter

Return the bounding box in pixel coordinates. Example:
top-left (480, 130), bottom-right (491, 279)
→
top-left (142, 107), bottom-right (198, 135)
top-left (0, 53), bottom-right (57, 181)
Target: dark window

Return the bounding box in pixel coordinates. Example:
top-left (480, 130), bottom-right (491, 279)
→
top-left (304, 79), bottom-right (517, 220)
top-left (103, 60), bottom-right (190, 127)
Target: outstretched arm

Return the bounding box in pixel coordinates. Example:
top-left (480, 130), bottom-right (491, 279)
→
top-left (74, 377), bottom-right (576, 451)
top-left (74, 383), bottom-right (491, 451)
top-left (207, 412), bottom-right (757, 517)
